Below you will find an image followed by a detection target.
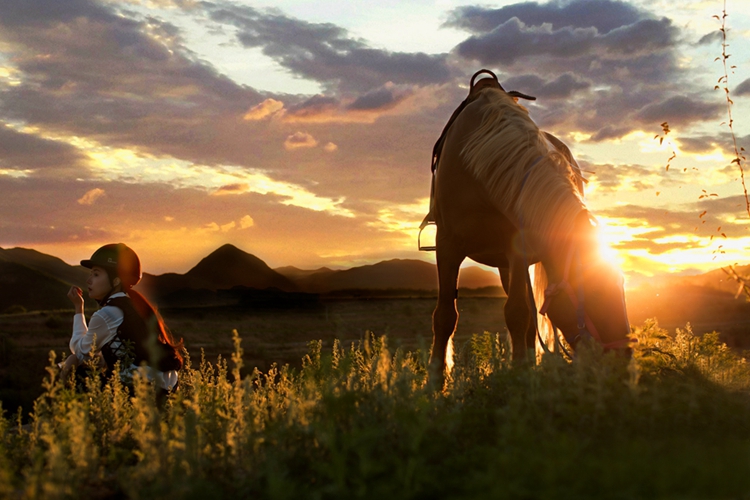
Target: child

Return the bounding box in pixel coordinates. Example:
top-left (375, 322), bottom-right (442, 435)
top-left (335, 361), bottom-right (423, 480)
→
top-left (62, 243), bottom-right (183, 397)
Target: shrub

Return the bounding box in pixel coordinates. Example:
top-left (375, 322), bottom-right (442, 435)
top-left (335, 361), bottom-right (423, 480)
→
top-left (1, 323), bottom-right (750, 498)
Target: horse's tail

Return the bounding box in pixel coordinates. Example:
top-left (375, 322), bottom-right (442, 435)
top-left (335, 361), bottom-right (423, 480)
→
top-left (531, 262), bottom-right (554, 356)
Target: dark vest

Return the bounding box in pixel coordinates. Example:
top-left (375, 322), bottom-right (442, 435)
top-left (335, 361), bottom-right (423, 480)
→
top-left (100, 296), bottom-right (181, 373)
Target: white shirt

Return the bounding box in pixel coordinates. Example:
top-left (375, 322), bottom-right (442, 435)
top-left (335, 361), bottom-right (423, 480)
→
top-left (70, 292), bottom-right (178, 390)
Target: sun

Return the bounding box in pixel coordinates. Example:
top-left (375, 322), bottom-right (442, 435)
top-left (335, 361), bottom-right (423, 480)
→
top-left (593, 218), bottom-right (626, 271)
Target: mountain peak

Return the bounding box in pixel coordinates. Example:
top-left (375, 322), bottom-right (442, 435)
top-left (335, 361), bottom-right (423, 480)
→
top-left (185, 245), bottom-right (297, 292)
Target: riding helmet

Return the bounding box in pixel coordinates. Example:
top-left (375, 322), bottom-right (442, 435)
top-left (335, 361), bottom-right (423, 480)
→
top-left (81, 243), bottom-right (141, 288)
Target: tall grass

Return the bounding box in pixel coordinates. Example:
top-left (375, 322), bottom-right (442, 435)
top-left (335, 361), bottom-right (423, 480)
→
top-left (1, 322), bottom-right (750, 499)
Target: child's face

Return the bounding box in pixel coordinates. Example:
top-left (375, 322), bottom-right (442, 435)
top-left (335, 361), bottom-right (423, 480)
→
top-left (86, 266), bottom-right (113, 301)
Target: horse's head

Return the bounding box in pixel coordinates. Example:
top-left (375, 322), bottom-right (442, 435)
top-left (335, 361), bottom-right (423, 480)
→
top-left (540, 211), bottom-right (632, 354)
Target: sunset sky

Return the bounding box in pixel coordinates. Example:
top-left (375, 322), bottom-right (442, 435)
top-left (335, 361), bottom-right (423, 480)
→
top-left (1, 0), bottom-right (749, 284)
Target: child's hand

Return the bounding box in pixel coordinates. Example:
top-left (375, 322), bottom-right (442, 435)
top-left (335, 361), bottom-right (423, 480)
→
top-left (67, 286), bottom-right (84, 314)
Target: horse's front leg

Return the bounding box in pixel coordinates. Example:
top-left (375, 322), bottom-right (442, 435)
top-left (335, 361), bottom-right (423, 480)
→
top-left (429, 243), bottom-right (464, 388)
top-left (501, 257), bottom-right (536, 363)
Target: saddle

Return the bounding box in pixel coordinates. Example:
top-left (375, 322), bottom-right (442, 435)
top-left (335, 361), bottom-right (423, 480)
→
top-left (418, 69), bottom-right (537, 251)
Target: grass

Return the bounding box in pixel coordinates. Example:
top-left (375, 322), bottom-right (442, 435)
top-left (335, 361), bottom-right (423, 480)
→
top-left (1, 319), bottom-right (750, 499)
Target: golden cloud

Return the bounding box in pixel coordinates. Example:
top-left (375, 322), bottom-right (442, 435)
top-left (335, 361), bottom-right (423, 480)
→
top-left (243, 98), bottom-right (284, 121)
top-left (77, 188), bottom-right (106, 205)
top-left (284, 131), bottom-right (318, 150)
top-left (240, 215), bottom-right (255, 229)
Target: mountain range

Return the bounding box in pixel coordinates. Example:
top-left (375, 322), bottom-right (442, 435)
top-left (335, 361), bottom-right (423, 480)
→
top-left (0, 244), bottom-right (502, 312)
top-left (1, 243), bottom-right (748, 314)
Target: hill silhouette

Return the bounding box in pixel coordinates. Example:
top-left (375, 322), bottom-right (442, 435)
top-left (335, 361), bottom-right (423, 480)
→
top-left (0, 260), bottom-right (74, 312)
top-left (0, 247), bottom-right (89, 286)
top-left (137, 244), bottom-right (299, 303)
top-left (275, 259), bottom-right (500, 293)
top-left (0, 247), bottom-right (98, 312)
top-left (674, 264), bottom-right (750, 296)
top-left (3, 244), bottom-right (749, 317)
top-left (186, 244), bottom-right (297, 292)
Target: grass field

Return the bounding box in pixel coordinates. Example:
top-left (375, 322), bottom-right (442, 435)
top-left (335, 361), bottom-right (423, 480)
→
top-left (1, 321), bottom-right (750, 498)
top-left (2, 295), bottom-right (750, 498)
top-left (0, 296), bottom-right (508, 415)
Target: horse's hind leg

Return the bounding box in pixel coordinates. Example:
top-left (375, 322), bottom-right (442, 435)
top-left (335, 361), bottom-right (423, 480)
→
top-left (501, 258), bottom-right (536, 363)
top-left (429, 243), bottom-right (464, 387)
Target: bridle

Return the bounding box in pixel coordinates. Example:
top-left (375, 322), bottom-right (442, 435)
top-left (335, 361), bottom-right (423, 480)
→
top-left (538, 240), bottom-right (631, 351)
top-left (518, 157), bottom-right (630, 354)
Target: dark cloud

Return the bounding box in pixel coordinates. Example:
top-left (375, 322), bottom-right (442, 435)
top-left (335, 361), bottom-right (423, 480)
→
top-left (286, 95), bottom-right (339, 116)
top-left (503, 72), bottom-right (590, 99)
top-left (583, 162), bottom-right (656, 192)
top-left (442, 0), bottom-right (694, 142)
top-left (0, 126), bottom-right (89, 174)
top-left (455, 16), bottom-right (677, 66)
top-left (589, 125), bottom-right (634, 142)
top-left (205, 3), bottom-right (451, 92)
top-left (634, 95), bottom-right (722, 127)
top-left (697, 30), bottom-right (722, 46)
top-left (673, 134), bottom-right (743, 154)
top-left (0, 0), bottom-right (114, 27)
top-left (735, 78), bottom-right (750, 97)
top-left (348, 88), bottom-right (400, 111)
top-left (0, 0), bottom-right (273, 168)
top-left (445, 0), bottom-right (644, 35)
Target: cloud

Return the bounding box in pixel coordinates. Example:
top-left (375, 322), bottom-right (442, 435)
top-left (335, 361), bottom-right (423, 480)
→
top-left (284, 131), bottom-right (318, 150)
top-left (697, 30), bottom-right (722, 46)
top-left (601, 196), bottom-right (750, 243)
top-left (0, 0), bottom-right (266, 169)
top-left (445, 0), bottom-right (645, 35)
top-left (673, 134), bottom-right (740, 155)
top-left (584, 162), bottom-right (657, 193)
top-left (77, 187), bottom-right (106, 205)
top-left (439, 0), bottom-right (699, 143)
top-left (283, 94), bottom-right (341, 122)
top-left (502, 72), bottom-right (591, 99)
top-left (0, 125), bottom-right (89, 175)
top-left (0, 0), bottom-right (116, 28)
top-left (735, 78), bottom-right (750, 97)
top-left (243, 98), bottom-right (284, 120)
top-left (633, 95), bottom-right (722, 127)
top-left (212, 183), bottom-right (249, 195)
top-left (323, 142), bottom-right (338, 152)
top-left (205, 3), bottom-right (452, 92)
top-left (454, 16), bottom-right (678, 66)
top-left (239, 215), bottom-right (254, 228)
top-left (348, 86), bottom-right (406, 111)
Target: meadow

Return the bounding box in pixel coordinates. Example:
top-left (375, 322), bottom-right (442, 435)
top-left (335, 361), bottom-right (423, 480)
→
top-left (2, 299), bottom-right (750, 498)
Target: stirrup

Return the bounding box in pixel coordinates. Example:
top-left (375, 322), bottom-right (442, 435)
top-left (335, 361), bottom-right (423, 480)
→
top-left (418, 215), bottom-right (436, 251)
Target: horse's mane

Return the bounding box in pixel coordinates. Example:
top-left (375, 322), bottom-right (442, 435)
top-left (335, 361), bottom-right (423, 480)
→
top-left (460, 89), bottom-right (584, 257)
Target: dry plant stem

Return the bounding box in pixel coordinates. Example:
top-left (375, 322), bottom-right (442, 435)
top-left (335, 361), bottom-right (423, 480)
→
top-left (721, 266), bottom-right (750, 298)
top-left (716, 0), bottom-right (749, 218)
top-left (716, 0), bottom-right (750, 298)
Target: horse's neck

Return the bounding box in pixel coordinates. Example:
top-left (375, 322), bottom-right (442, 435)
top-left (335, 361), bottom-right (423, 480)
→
top-left (540, 209), bottom-right (590, 283)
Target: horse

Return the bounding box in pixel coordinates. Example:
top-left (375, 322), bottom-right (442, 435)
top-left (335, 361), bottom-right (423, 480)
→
top-left (427, 83), bottom-right (631, 382)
